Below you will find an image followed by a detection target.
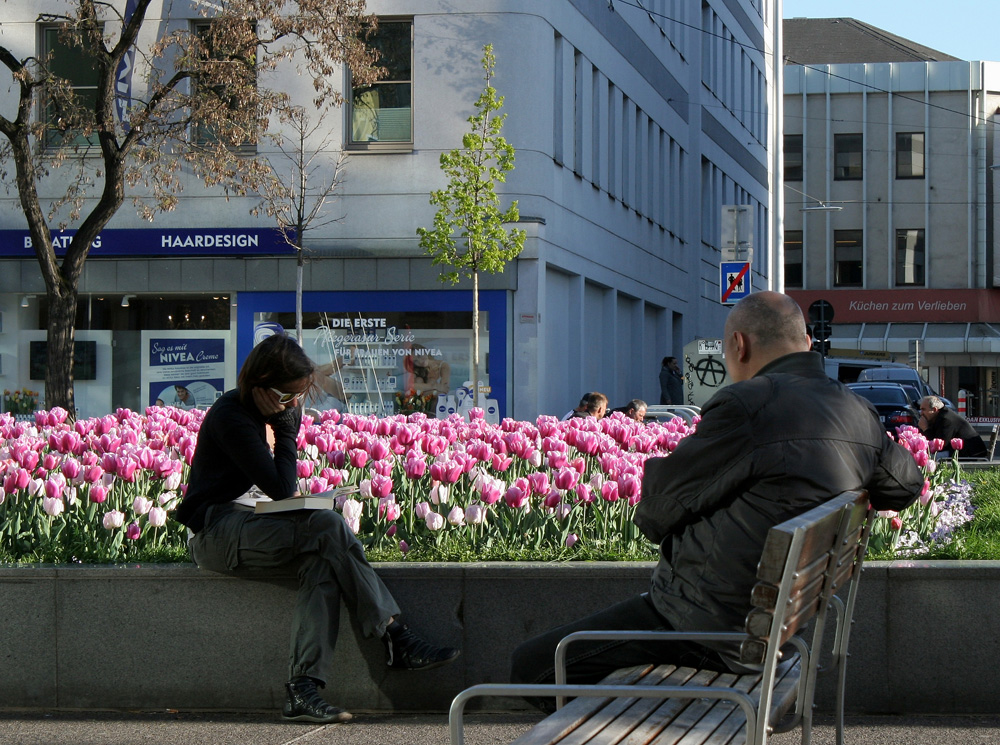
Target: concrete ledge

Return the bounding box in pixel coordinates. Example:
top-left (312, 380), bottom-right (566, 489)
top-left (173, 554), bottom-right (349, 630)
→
top-left (0, 561), bottom-right (997, 714)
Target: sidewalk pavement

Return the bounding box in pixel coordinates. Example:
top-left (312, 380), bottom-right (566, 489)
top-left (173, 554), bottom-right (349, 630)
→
top-left (4, 711), bottom-right (1000, 745)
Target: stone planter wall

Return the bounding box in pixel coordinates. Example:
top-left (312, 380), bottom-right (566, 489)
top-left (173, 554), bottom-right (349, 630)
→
top-left (1, 561), bottom-right (997, 714)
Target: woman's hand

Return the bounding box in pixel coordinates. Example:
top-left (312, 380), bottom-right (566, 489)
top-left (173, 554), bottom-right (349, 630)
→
top-left (253, 387), bottom-right (289, 419)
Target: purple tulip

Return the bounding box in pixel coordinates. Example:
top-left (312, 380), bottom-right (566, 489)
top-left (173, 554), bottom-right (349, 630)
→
top-left (125, 521), bottom-right (141, 540)
top-left (565, 533), bottom-right (579, 549)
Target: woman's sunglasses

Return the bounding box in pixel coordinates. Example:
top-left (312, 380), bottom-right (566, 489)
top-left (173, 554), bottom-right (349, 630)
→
top-left (270, 387), bottom-right (303, 405)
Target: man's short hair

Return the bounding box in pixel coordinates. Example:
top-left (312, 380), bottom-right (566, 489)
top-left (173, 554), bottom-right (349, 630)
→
top-left (627, 398), bottom-right (647, 411)
top-left (663, 356), bottom-right (675, 366)
top-left (729, 293), bottom-right (807, 350)
top-left (922, 395), bottom-right (945, 411)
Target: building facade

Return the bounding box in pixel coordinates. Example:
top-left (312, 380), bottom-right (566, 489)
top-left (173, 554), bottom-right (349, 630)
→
top-left (0, 0), bottom-right (779, 420)
top-left (783, 18), bottom-right (1000, 418)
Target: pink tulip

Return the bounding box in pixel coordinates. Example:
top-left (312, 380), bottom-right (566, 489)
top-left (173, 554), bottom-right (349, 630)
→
top-left (148, 506), bottom-right (168, 528)
top-left (83, 465), bottom-right (104, 484)
top-left (574, 483), bottom-right (594, 503)
top-left (543, 491), bottom-right (562, 509)
top-left (527, 471), bottom-right (550, 495)
top-left (504, 485), bottom-right (529, 509)
top-left (479, 478), bottom-right (503, 505)
top-left (103, 510), bottom-right (125, 530)
top-left (430, 484), bottom-right (450, 505)
top-left (414, 501), bottom-right (431, 520)
top-left (601, 481), bottom-right (620, 502)
top-left (88, 485), bottom-right (108, 504)
top-left (447, 506), bottom-right (465, 526)
top-left (465, 504), bottom-right (486, 525)
top-left (117, 459), bottom-right (138, 482)
top-left (42, 453), bottom-right (61, 472)
top-left (296, 460), bottom-right (315, 479)
top-left (554, 467), bottom-right (579, 492)
top-left (492, 453), bottom-right (513, 471)
top-left (43, 495), bottom-right (64, 517)
top-left (919, 480), bottom-right (932, 506)
top-left (348, 449), bottom-right (369, 468)
top-left (928, 438), bottom-right (945, 454)
top-left (44, 474), bottom-right (66, 501)
top-left (404, 456), bottom-right (427, 479)
top-left (369, 439), bottom-right (391, 461)
top-left (951, 438), bottom-right (964, 452)
top-left (425, 511), bottom-right (445, 531)
top-left (565, 533), bottom-right (579, 548)
top-left (370, 473), bottom-right (393, 499)
top-left (133, 496), bottom-right (152, 515)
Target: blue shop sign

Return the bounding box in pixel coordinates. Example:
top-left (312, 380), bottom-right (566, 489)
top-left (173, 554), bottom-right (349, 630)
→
top-left (0, 227), bottom-right (294, 257)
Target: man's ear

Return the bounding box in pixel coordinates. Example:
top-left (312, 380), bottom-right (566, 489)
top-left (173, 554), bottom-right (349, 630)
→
top-left (733, 330), bottom-right (751, 363)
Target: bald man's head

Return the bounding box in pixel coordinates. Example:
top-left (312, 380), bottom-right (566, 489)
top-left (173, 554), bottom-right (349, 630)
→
top-left (723, 292), bottom-right (812, 381)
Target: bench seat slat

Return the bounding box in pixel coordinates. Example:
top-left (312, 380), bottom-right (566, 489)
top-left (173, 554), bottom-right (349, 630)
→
top-left (558, 666), bottom-right (710, 745)
top-left (509, 666), bottom-right (653, 745)
top-left (556, 665), bottom-right (701, 745)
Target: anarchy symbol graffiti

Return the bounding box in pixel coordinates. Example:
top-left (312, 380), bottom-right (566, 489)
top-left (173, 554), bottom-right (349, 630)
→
top-left (692, 356), bottom-right (727, 387)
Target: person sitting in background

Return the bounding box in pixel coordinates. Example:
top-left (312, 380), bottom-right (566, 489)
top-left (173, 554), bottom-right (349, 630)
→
top-left (561, 392), bottom-right (608, 421)
top-left (918, 395), bottom-right (988, 458)
top-left (609, 399), bottom-right (647, 422)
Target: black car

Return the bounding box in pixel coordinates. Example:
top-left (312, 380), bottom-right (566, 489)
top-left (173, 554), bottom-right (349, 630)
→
top-left (845, 382), bottom-right (920, 431)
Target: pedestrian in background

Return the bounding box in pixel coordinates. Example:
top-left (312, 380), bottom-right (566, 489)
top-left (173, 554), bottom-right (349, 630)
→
top-left (659, 357), bottom-right (683, 405)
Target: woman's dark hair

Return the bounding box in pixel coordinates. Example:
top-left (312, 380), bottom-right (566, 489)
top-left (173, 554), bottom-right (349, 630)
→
top-left (237, 334), bottom-right (315, 403)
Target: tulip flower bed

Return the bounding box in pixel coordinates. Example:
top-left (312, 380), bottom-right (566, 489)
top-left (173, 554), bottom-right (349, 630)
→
top-left (0, 407), bottom-right (989, 564)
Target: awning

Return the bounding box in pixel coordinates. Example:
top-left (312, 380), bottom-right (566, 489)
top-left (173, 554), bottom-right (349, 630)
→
top-left (829, 322), bottom-right (1000, 354)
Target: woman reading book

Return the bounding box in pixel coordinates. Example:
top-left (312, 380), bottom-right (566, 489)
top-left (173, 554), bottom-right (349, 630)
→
top-left (176, 333), bottom-right (459, 724)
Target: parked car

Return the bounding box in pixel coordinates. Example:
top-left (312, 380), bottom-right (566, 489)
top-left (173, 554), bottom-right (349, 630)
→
top-left (845, 382), bottom-right (920, 430)
top-left (854, 366), bottom-right (950, 405)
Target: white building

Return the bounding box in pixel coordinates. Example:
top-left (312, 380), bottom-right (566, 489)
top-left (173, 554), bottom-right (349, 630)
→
top-left (782, 18), bottom-right (1000, 418)
top-left (0, 0), bottom-right (779, 420)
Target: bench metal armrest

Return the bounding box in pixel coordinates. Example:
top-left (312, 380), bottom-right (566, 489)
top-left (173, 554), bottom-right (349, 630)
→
top-left (449, 682), bottom-right (757, 745)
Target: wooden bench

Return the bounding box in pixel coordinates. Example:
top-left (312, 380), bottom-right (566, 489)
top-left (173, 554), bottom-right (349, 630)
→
top-left (450, 490), bottom-right (874, 745)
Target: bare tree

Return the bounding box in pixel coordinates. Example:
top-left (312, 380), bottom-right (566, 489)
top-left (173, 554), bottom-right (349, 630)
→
top-left (0, 0), bottom-right (381, 416)
top-left (252, 105), bottom-right (346, 345)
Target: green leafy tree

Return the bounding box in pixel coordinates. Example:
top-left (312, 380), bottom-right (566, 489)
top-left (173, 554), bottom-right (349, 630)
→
top-left (417, 44), bottom-right (525, 408)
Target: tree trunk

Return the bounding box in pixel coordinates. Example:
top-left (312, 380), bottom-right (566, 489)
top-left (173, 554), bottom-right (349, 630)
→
top-left (44, 288), bottom-right (79, 419)
top-left (295, 244), bottom-right (304, 345)
top-left (472, 270), bottom-right (480, 409)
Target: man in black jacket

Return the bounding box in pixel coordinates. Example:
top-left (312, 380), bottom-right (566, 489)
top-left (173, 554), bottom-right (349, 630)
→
top-left (918, 395), bottom-right (988, 458)
top-left (511, 291), bottom-right (923, 698)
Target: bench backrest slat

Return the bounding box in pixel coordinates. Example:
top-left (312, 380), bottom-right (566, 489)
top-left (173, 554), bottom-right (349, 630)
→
top-left (740, 490), bottom-right (871, 666)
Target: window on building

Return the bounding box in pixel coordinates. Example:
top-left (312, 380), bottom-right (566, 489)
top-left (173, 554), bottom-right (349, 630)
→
top-left (41, 25), bottom-right (100, 148)
top-left (896, 132), bottom-right (925, 179)
top-left (896, 228), bottom-right (925, 285)
top-left (784, 134), bottom-right (803, 181)
top-left (834, 229), bottom-right (863, 286)
top-left (784, 230), bottom-right (803, 287)
top-left (348, 19), bottom-right (412, 149)
top-left (191, 20), bottom-right (258, 148)
top-left (834, 134), bottom-right (863, 180)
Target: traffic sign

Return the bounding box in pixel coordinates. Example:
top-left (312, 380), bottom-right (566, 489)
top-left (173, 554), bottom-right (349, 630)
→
top-left (720, 261), bottom-right (752, 305)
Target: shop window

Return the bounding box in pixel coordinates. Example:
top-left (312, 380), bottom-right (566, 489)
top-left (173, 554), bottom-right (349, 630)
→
top-left (41, 25), bottom-right (100, 148)
top-left (896, 132), bottom-right (925, 179)
top-left (834, 133), bottom-right (863, 180)
top-left (896, 228), bottom-right (925, 286)
top-left (784, 230), bottom-right (803, 287)
top-left (348, 19), bottom-right (412, 150)
top-left (258, 310), bottom-right (488, 417)
top-left (191, 20), bottom-right (258, 149)
top-left (834, 229), bottom-right (863, 287)
top-left (784, 134), bottom-right (803, 181)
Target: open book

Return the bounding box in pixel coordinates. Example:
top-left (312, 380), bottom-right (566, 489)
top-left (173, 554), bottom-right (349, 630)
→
top-left (253, 485), bottom-right (359, 514)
